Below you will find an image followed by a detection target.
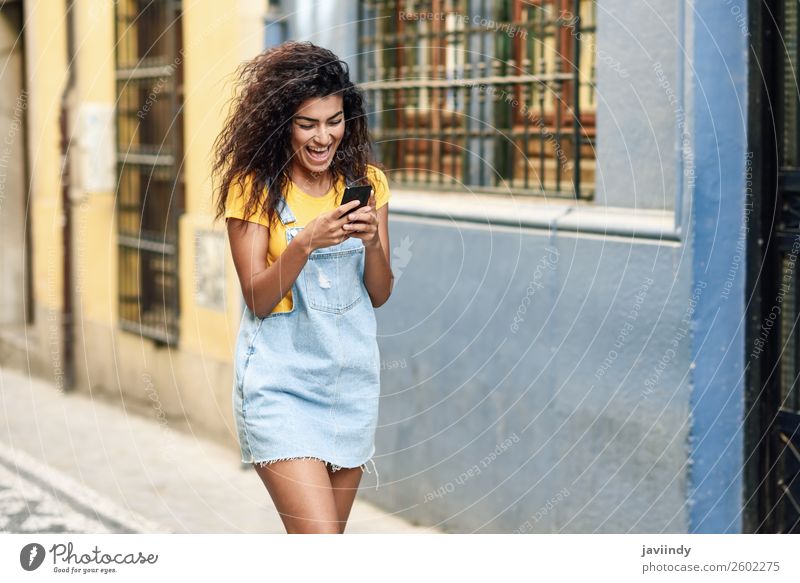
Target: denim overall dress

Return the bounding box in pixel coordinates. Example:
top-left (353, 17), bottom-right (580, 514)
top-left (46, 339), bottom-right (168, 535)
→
top-left (231, 195), bottom-right (380, 490)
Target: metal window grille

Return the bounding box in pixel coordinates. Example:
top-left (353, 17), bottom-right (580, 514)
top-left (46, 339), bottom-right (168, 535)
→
top-left (114, 0), bottom-right (184, 345)
top-left (772, 0), bottom-right (800, 534)
top-left (357, 0), bottom-right (596, 199)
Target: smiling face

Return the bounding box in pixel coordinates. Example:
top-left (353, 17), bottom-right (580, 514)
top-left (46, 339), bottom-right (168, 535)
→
top-left (289, 94), bottom-right (345, 176)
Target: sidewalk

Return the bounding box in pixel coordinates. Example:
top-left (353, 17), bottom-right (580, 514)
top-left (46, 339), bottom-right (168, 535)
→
top-left (0, 366), bottom-right (438, 534)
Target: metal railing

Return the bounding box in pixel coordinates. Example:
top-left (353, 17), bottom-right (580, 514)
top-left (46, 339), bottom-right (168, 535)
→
top-left (357, 0), bottom-right (596, 199)
top-left (114, 0), bottom-right (184, 346)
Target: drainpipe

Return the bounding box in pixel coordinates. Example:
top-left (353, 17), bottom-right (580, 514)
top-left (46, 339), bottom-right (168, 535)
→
top-left (59, 0), bottom-right (76, 391)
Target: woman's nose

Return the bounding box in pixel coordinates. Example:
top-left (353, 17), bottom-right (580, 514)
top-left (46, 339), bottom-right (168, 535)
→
top-left (315, 130), bottom-right (330, 144)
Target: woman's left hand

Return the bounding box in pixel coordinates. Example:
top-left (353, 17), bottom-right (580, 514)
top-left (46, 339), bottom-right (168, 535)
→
top-left (342, 190), bottom-right (380, 248)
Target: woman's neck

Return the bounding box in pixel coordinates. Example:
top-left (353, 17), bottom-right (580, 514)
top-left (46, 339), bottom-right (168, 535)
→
top-left (289, 164), bottom-right (333, 197)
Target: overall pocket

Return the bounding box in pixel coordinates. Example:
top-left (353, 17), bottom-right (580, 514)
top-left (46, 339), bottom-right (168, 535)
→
top-left (303, 240), bottom-right (364, 314)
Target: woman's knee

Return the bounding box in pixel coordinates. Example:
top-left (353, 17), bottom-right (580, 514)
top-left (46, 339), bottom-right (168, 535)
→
top-left (285, 518), bottom-right (341, 534)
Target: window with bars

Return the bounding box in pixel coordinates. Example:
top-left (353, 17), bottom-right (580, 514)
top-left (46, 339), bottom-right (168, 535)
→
top-left (357, 0), bottom-right (596, 199)
top-left (114, 0), bottom-right (184, 345)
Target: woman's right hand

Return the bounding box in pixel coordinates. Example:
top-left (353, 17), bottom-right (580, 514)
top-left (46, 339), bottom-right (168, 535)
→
top-left (295, 199), bottom-right (362, 254)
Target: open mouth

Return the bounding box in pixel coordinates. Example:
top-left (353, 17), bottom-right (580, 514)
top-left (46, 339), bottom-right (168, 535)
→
top-left (306, 144), bottom-right (332, 162)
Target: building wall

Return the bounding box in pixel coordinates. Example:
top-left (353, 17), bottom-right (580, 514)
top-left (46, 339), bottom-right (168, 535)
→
top-left (687, 0), bottom-right (748, 534)
top-left (0, 4), bottom-right (28, 327)
top-left (19, 1), bottom-right (267, 446)
top-left (13, 0), bottom-right (749, 533)
top-left (368, 216), bottom-right (691, 532)
top-left (23, 0), bottom-right (69, 387)
top-left (288, 0), bottom-right (360, 78)
top-left (594, 0), bottom-right (683, 211)
top-left (350, 0), bottom-right (748, 533)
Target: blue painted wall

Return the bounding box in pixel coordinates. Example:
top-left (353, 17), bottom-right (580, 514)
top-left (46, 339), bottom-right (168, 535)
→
top-left (265, 0), bottom-right (750, 533)
top-left (369, 215), bottom-right (692, 532)
top-left (687, 0), bottom-right (748, 533)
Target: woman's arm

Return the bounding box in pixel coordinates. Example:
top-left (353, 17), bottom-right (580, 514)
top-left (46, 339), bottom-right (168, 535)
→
top-left (227, 218), bottom-right (311, 318)
top-left (228, 200), bottom-right (361, 317)
top-left (348, 198), bottom-right (393, 307)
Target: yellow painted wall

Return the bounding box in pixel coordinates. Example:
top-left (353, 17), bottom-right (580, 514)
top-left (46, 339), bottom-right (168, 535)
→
top-left (25, 1), bottom-right (266, 385)
top-left (25, 0), bottom-right (68, 312)
top-left (180, 1), bottom-right (265, 361)
top-left (73, 0), bottom-right (117, 325)
top-left (25, 0), bottom-right (117, 322)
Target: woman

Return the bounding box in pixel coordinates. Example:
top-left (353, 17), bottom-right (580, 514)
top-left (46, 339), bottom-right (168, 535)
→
top-left (212, 41), bottom-right (394, 534)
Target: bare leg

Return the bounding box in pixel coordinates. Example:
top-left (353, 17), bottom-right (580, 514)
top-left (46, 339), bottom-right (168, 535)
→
top-left (253, 459), bottom-right (340, 534)
top-left (327, 465), bottom-right (363, 533)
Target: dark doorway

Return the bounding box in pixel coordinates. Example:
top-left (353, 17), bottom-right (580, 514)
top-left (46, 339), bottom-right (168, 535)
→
top-left (745, 0), bottom-right (800, 534)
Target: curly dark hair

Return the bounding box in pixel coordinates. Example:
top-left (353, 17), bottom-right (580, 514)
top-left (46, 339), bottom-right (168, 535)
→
top-left (212, 40), bottom-right (382, 227)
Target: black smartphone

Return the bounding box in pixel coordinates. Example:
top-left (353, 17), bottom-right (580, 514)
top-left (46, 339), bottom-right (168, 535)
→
top-left (340, 185), bottom-right (372, 215)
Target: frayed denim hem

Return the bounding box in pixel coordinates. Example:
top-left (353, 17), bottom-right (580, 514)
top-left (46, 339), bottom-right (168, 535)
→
top-left (250, 456), bottom-right (380, 490)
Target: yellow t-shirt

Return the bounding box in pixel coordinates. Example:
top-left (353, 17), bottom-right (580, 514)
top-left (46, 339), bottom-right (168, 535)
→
top-left (224, 164), bottom-right (390, 315)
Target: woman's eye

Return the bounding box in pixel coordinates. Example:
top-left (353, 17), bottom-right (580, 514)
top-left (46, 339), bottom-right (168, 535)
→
top-left (298, 120), bottom-right (341, 130)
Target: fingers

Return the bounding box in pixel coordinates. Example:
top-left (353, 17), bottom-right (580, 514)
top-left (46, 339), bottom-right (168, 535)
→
top-left (346, 191), bottom-right (377, 223)
top-left (343, 218), bottom-right (376, 232)
top-left (347, 206), bottom-right (375, 224)
top-left (336, 199), bottom-right (361, 217)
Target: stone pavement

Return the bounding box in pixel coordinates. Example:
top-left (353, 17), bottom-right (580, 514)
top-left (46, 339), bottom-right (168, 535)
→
top-left (0, 366), bottom-right (439, 534)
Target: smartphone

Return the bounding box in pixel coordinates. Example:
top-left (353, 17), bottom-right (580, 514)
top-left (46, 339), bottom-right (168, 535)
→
top-left (340, 185), bottom-right (372, 215)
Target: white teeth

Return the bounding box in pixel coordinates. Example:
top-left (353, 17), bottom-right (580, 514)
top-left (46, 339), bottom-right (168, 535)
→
top-left (307, 145), bottom-right (330, 161)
